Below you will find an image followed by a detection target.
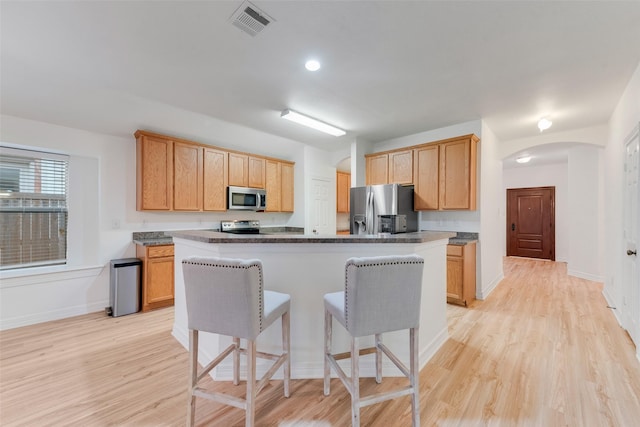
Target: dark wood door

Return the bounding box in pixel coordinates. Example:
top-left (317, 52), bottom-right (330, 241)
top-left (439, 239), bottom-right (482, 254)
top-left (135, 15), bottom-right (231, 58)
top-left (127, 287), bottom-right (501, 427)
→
top-left (507, 187), bottom-right (555, 260)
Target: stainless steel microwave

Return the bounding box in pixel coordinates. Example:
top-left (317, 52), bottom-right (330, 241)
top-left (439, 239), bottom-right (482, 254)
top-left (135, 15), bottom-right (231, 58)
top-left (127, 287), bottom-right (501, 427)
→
top-left (228, 186), bottom-right (266, 211)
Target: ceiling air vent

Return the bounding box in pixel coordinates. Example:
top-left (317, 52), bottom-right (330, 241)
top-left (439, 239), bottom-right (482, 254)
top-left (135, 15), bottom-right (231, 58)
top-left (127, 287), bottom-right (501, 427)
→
top-left (229, 1), bottom-right (275, 37)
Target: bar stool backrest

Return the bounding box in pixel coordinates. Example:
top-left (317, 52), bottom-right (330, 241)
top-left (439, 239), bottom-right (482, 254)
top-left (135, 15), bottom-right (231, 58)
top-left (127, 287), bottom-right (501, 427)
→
top-left (182, 256), bottom-right (264, 340)
top-left (345, 254), bottom-right (424, 337)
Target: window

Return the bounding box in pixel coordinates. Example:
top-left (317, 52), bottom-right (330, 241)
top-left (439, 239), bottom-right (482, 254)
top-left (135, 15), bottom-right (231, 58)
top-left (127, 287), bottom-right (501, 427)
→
top-left (0, 146), bottom-right (69, 270)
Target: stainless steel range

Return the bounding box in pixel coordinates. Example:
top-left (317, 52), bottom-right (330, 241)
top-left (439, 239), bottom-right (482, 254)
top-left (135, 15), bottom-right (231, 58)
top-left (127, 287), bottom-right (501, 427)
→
top-left (220, 220), bottom-right (261, 234)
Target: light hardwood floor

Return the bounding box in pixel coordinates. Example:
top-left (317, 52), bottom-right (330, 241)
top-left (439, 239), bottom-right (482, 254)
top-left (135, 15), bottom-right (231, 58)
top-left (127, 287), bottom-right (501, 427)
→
top-left (2, 257), bottom-right (640, 426)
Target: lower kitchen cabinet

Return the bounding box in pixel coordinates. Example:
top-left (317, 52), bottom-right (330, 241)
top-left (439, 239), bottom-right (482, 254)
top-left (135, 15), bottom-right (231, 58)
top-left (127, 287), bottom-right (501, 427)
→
top-left (136, 244), bottom-right (175, 312)
top-left (446, 242), bottom-right (476, 306)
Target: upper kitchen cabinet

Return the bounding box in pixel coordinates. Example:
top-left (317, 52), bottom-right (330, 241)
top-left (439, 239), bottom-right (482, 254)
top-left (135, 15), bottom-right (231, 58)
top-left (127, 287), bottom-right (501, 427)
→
top-left (229, 153), bottom-right (266, 189)
top-left (203, 147), bottom-right (228, 211)
top-left (173, 141), bottom-right (203, 211)
top-left (365, 153), bottom-right (388, 185)
top-left (336, 171), bottom-right (350, 213)
top-left (136, 131), bottom-right (173, 211)
top-left (439, 135), bottom-right (478, 210)
top-left (388, 150), bottom-right (413, 184)
top-left (413, 144), bottom-right (439, 210)
top-left (365, 150), bottom-right (412, 185)
top-left (265, 159), bottom-right (295, 212)
top-left (365, 134), bottom-right (479, 211)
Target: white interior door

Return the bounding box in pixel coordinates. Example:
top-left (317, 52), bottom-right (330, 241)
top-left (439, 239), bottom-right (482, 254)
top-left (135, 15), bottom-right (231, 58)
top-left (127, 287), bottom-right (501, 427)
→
top-left (623, 123), bottom-right (639, 348)
top-left (309, 177), bottom-right (332, 235)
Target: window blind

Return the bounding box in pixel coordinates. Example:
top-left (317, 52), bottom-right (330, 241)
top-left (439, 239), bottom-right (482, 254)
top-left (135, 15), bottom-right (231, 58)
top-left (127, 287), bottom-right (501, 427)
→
top-left (0, 146), bottom-right (69, 270)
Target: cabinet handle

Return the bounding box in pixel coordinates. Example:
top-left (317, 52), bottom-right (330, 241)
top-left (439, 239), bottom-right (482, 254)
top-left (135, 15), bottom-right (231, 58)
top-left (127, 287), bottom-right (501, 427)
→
top-left (628, 249), bottom-right (637, 256)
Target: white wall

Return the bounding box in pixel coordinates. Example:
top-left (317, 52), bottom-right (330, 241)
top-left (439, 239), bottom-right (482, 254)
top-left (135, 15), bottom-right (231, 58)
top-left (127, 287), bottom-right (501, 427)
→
top-left (478, 121), bottom-right (505, 299)
top-left (603, 61), bottom-right (640, 351)
top-left (567, 145), bottom-right (604, 281)
top-left (503, 162), bottom-right (569, 262)
top-left (0, 113), bottom-right (320, 329)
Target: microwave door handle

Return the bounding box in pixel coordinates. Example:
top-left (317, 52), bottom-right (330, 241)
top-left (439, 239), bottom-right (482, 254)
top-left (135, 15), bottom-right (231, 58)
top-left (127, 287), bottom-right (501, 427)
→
top-left (256, 193), bottom-right (262, 210)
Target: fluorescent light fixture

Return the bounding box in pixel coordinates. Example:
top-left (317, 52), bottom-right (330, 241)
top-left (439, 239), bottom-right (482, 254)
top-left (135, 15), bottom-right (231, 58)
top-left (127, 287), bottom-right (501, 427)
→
top-left (305, 59), bottom-right (321, 71)
top-left (281, 109), bottom-right (346, 136)
top-left (537, 117), bottom-right (552, 132)
top-left (516, 155), bottom-right (532, 164)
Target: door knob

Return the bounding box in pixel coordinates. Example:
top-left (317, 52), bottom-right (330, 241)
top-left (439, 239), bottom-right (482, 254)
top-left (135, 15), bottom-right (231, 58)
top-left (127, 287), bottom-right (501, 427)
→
top-left (628, 249), bottom-right (637, 256)
top-left (511, 223), bottom-right (515, 231)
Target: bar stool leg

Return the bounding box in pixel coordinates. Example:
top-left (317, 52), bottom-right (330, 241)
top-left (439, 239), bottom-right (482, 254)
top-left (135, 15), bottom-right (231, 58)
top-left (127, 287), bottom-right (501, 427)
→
top-left (375, 333), bottom-right (382, 384)
top-left (351, 337), bottom-right (360, 427)
top-left (233, 337), bottom-right (240, 386)
top-left (246, 340), bottom-right (256, 427)
top-left (282, 311), bottom-right (291, 398)
top-left (410, 327), bottom-right (420, 427)
top-left (187, 329), bottom-right (198, 427)
top-left (323, 309), bottom-right (332, 396)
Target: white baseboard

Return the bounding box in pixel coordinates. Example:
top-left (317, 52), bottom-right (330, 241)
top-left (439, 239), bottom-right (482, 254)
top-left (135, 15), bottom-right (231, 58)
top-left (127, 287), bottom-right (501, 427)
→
top-left (567, 269), bottom-right (604, 283)
top-left (477, 272), bottom-right (504, 300)
top-left (0, 300), bottom-right (109, 330)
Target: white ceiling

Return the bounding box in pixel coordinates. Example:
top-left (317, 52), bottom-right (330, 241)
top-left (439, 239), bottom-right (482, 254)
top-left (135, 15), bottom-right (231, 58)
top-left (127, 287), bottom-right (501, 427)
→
top-left (2, 1), bottom-right (640, 153)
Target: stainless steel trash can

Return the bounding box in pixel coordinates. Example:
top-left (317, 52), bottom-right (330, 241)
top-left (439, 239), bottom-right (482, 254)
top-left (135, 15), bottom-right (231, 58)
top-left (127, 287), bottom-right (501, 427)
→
top-left (107, 258), bottom-right (142, 317)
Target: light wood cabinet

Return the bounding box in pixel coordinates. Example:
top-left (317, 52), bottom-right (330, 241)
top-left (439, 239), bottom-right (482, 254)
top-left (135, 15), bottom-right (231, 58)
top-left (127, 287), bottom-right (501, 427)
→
top-left (265, 160), bottom-right (294, 212)
top-left (173, 142), bottom-right (203, 211)
top-left (136, 132), bottom-right (173, 211)
top-left (280, 162), bottom-right (294, 212)
top-left (229, 154), bottom-right (266, 189)
top-left (136, 244), bottom-right (175, 312)
top-left (366, 153), bottom-right (388, 185)
top-left (388, 150), bottom-right (413, 184)
top-left (248, 156), bottom-right (265, 189)
top-left (228, 152), bottom-right (249, 187)
top-left (446, 242), bottom-right (476, 307)
top-left (336, 171), bottom-right (351, 213)
top-left (413, 144), bottom-right (439, 210)
top-left (136, 130), bottom-right (294, 212)
top-left (203, 147), bottom-right (228, 211)
top-left (439, 136), bottom-right (478, 210)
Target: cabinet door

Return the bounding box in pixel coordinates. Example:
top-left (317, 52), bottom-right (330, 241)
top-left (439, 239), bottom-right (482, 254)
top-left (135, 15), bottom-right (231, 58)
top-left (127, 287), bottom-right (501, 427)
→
top-left (203, 148), bottom-right (228, 211)
top-left (145, 256), bottom-right (175, 311)
top-left (173, 142), bottom-right (203, 211)
top-left (137, 135), bottom-right (173, 210)
top-left (228, 153), bottom-right (248, 187)
top-left (248, 156), bottom-right (266, 189)
top-left (440, 138), bottom-right (477, 210)
top-left (413, 145), bottom-right (439, 210)
top-left (265, 160), bottom-right (281, 212)
top-left (280, 162), bottom-right (294, 212)
top-left (336, 171), bottom-right (350, 213)
top-left (446, 255), bottom-right (464, 303)
top-left (366, 153), bottom-right (388, 185)
top-left (388, 150), bottom-right (413, 184)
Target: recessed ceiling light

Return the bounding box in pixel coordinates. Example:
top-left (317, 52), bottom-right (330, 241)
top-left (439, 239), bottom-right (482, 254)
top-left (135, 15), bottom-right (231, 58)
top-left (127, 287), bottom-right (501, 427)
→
top-left (537, 117), bottom-right (552, 132)
top-left (516, 155), bottom-right (532, 164)
top-left (305, 59), bottom-right (321, 71)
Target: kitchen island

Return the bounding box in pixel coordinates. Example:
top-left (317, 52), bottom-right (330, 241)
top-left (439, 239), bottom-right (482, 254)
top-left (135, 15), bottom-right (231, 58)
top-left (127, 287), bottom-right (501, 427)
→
top-left (168, 230), bottom-right (455, 379)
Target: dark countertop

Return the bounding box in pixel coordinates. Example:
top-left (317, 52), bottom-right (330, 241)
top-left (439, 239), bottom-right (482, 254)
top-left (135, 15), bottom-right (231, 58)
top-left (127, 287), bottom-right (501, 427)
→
top-left (167, 229), bottom-right (455, 244)
top-left (132, 231), bottom-right (174, 246)
top-left (447, 232), bottom-right (479, 246)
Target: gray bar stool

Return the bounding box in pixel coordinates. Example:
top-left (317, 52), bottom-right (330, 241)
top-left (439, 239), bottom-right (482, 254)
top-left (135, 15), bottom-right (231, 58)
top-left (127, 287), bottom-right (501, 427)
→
top-left (182, 256), bottom-right (291, 427)
top-left (324, 254), bottom-right (424, 427)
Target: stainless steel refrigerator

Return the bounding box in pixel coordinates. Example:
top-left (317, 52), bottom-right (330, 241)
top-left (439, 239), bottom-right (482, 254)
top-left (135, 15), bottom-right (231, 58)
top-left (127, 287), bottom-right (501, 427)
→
top-left (349, 184), bottom-right (418, 234)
